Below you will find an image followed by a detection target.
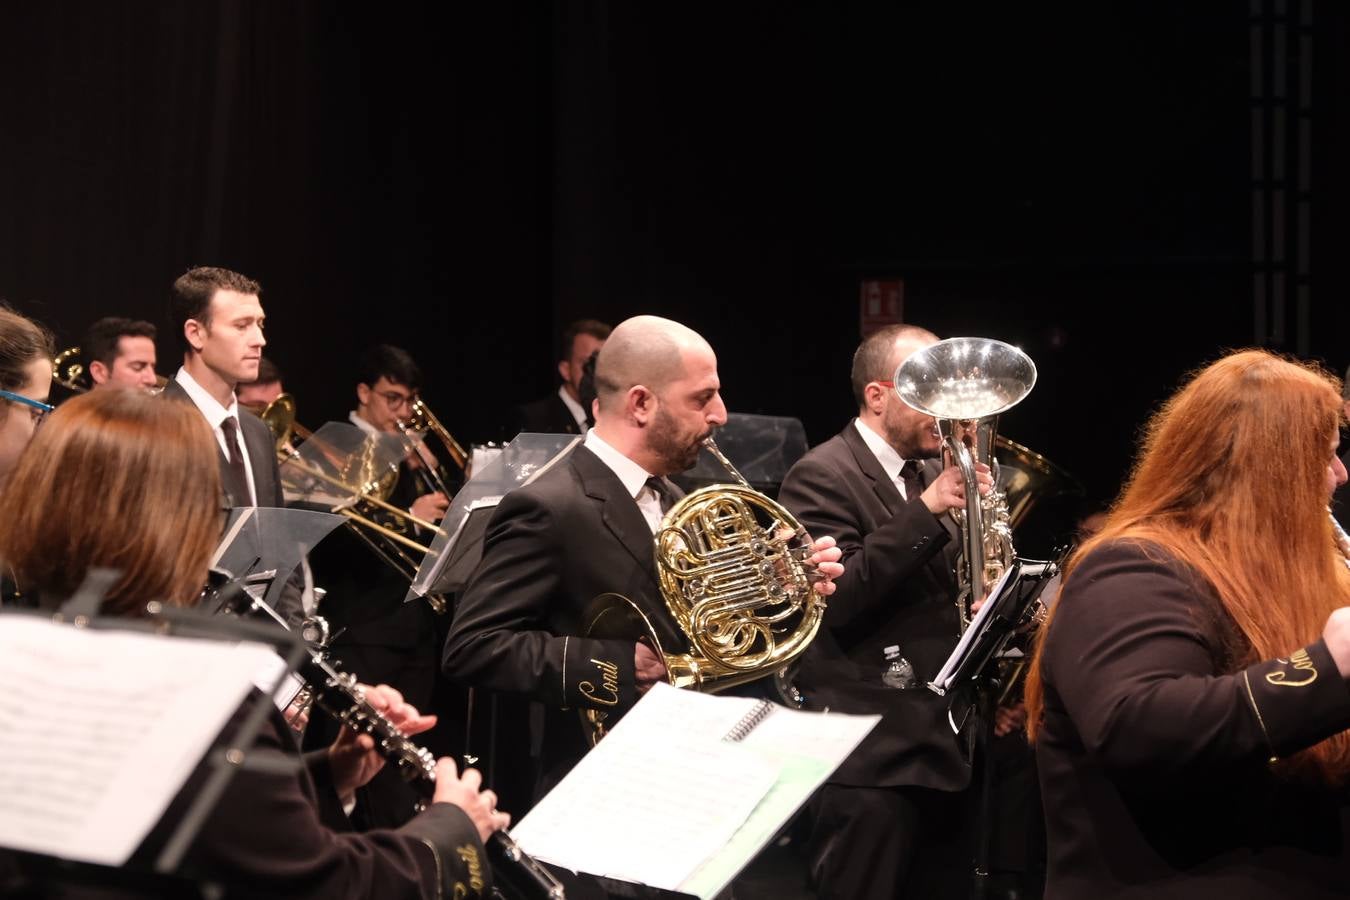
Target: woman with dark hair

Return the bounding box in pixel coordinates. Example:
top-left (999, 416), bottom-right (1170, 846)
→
top-left (0, 305), bottom-right (54, 483)
top-left (1024, 349), bottom-right (1350, 899)
top-left (0, 389), bottom-right (507, 899)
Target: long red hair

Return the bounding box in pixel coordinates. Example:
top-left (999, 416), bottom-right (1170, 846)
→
top-left (1024, 349), bottom-right (1350, 781)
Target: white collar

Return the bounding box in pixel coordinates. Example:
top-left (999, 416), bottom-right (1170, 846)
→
top-left (583, 429), bottom-right (656, 500)
top-left (175, 366), bottom-right (239, 427)
top-left (348, 410), bottom-right (380, 437)
top-left (557, 385), bottom-right (588, 431)
top-left (853, 417), bottom-right (912, 484)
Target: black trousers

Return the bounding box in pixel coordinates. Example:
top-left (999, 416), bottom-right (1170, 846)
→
top-left (805, 783), bottom-right (970, 900)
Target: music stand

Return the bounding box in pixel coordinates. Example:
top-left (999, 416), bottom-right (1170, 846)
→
top-left (674, 413), bottom-right (808, 498)
top-left (926, 556), bottom-right (1061, 900)
top-left (406, 432), bottom-right (581, 603)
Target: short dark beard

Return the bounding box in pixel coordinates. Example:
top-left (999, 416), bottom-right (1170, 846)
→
top-left (649, 405), bottom-right (703, 473)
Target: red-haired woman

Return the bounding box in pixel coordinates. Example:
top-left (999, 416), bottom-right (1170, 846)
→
top-left (1025, 349), bottom-right (1350, 899)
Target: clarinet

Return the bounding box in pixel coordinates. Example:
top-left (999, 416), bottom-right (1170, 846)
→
top-left (298, 653), bottom-right (566, 900)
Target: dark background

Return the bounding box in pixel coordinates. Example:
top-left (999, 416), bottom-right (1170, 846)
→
top-left (1, 2), bottom-right (1346, 512)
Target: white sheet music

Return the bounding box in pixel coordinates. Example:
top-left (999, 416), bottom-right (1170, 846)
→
top-left (510, 683), bottom-right (878, 897)
top-left (0, 616), bottom-right (277, 865)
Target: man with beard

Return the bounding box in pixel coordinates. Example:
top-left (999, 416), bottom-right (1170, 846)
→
top-left (442, 315), bottom-right (844, 801)
top-left (776, 324), bottom-right (997, 899)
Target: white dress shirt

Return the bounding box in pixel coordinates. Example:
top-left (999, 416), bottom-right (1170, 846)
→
top-left (175, 366), bottom-right (258, 506)
top-left (583, 429), bottom-right (665, 533)
top-left (558, 385), bottom-right (588, 432)
top-left (853, 418), bottom-right (920, 501)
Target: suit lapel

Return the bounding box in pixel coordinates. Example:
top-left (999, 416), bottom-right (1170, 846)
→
top-left (840, 424), bottom-right (906, 519)
top-left (240, 413), bottom-right (277, 506)
top-left (571, 446), bottom-right (657, 578)
top-left (163, 379), bottom-right (248, 507)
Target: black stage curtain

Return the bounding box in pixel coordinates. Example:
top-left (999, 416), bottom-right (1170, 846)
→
top-left (1, 2), bottom-right (1348, 506)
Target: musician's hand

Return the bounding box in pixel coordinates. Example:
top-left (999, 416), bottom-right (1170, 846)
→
top-left (921, 462), bottom-right (993, 516)
top-left (993, 701), bottom-right (1027, 738)
top-left (410, 492), bottom-right (449, 523)
top-left (805, 535), bottom-right (844, 596)
top-left (432, 758), bottom-right (511, 843)
top-left (327, 684), bottom-right (437, 803)
top-left (282, 693), bottom-right (310, 733)
top-left (635, 641), bottom-right (667, 694)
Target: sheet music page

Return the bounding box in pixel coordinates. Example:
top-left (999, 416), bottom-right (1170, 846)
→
top-left (509, 683), bottom-right (779, 892)
top-left (0, 616), bottom-right (278, 865)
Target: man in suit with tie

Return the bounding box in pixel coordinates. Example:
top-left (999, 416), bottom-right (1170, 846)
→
top-left (444, 315), bottom-right (844, 800)
top-left (162, 265), bottom-right (306, 626)
top-left (513, 318), bottom-right (611, 436)
top-left (777, 324), bottom-right (993, 899)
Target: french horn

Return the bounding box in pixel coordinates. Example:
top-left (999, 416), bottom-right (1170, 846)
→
top-left (582, 437), bottom-right (827, 743)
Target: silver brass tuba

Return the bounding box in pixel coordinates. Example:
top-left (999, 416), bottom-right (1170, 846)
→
top-left (894, 337), bottom-right (1038, 631)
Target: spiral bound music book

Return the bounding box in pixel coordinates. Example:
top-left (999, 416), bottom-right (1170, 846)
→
top-left (510, 683), bottom-right (878, 900)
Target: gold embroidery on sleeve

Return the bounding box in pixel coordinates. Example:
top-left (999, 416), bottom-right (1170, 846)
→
top-left (1242, 670), bottom-right (1279, 764)
top-left (1265, 648), bottom-right (1318, 688)
top-left (456, 844), bottom-right (486, 895)
top-left (579, 657), bottom-right (620, 706)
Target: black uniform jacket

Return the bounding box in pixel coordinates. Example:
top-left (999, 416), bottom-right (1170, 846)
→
top-left (442, 444), bottom-right (681, 793)
top-left (162, 379), bottom-right (306, 626)
top-left (123, 697), bottom-right (491, 899)
top-left (1036, 540), bottom-right (1350, 899)
top-left (515, 393), bottom-right (583, 436)
top-left (777, 424), bottom-right (971, 791)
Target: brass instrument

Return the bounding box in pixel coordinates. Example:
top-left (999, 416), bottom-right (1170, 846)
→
top-left (397, 398), bottom-right (467, 501)
top-left (894, 337), bottom-right (1038, 631)
top-left (259, 395), bottom-right (449, 613)
top-left (582, 436), bottom-right (827, 743)
top-left (53, 345), bottom-right (168, 395)
top-left (53, 346), bottom-right (90, 393)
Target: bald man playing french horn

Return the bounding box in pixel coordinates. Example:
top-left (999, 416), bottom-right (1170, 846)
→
top-left (442, 315), bottom-right (844, 797)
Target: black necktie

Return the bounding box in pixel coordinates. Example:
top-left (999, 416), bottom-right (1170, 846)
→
top-left (645, 476), bottom-right (677, 515)
top-left (220, 416), bottom-right (251, 505)
top-left (899, 460), bottom-right (924, 503)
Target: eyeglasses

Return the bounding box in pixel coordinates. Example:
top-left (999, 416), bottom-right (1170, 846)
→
top-left (0, 389), bottom-right (54, 427)
top-left (375, 390), bottom-right (415, 410)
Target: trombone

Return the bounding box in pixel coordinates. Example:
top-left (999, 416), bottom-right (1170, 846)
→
top-left (395, 397), bottom-right (467, 499)
top-left (255, 393), bottom-right (450, 613)
top-left (52, 345), bottom-right (168, 395)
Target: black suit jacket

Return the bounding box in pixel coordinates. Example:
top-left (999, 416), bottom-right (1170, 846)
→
top-left (777, 423), bottom-right (970, 790)
top-left (515, 392), bottom-right (583, 436)
top-left (1037, 541), bottom-right (1350, 899)
top-left (163, 378), bottom-right (305, 625)
top-left (442, 444), bottom-right (680, 793)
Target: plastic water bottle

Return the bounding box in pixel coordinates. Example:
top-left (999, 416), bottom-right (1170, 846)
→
top-left (881, 644), bottom-right (916, 689)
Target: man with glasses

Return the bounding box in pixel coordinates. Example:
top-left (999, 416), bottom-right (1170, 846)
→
top-left (302, 343), bottom-right (453, 827)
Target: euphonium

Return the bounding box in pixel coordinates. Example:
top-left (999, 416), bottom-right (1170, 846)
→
top-left (894, 337), bottom-right (1038, 631)
top-left (52, 346), bottom-right (91, 393)
top-left (582, 437), bottom-right (827, 743)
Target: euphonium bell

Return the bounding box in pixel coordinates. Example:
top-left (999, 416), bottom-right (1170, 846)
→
top-left (894, 337), bottom-right (1037, 631)
top-left (582, 437), bottom-right (826, 744)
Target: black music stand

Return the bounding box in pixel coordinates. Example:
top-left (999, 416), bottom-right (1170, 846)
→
top-left (926, 556), bottom-right (1061, 900)
top-left (0, 572), bottom-right (313, 895)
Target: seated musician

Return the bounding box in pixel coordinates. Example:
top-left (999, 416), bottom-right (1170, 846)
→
top-left (83, 316), bottom-right (160, 391)
top-left (443, 314), bottom-right (844, 800)
top-left (0, 388), bottom-right (507, 899)
top-left (0, 305), bottom-right (54, 490)
top-left (514, 318), bottom-right (611, 436)
top-left (1025, 350), bottom-right (1350, 898)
